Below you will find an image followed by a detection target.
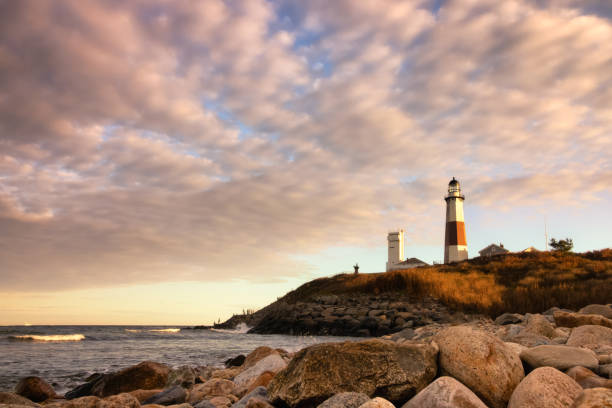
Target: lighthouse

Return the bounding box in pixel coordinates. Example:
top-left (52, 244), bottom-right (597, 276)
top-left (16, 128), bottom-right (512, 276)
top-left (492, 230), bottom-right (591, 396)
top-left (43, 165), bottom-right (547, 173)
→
top-left (444, 177), bottom-right (468, 263)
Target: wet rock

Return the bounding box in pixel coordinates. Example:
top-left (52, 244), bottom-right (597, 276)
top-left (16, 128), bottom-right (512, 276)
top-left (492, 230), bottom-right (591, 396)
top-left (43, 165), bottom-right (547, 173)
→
top-left (434, 326), bottom-right (524, 408)
top-left (143, 386), bottom-right (186, 405)
top-left (570, 387), bottom-right (612, 408)
top-left (317, 392), bottom-right (370, 408)
top-left (508, 367), bottom-right (582, 408)
top-left (402, 376), bottom-right (488, 408)
top-left (225, 355), bottom-right (246, 368)
top-left (579, 304), bottom-right (612, 319)
top-left (566, 325), bottom-right (612, 351)
top-left (495, 313), bottom-right (523, 325)
top-left (520, 345), bottom-right (599, 371)
top-left (358, 397), bottom-right (395, 408)
top-left (0, 392), bottom-right (41, 407)
top-left (65, 374), bottom-right (105, 400)
top-left (566, 366), bottom-right (612, 389)
top-left (554, 311), bottom-right (612, 329)
top-left (234, 354), bottom-right (286, 388)
top-left (15, 377), bottom-right (57, 402)
top-left (91, 361), bottom-right (170, 397)
top-left (269, 339), bottom-right (437, 407)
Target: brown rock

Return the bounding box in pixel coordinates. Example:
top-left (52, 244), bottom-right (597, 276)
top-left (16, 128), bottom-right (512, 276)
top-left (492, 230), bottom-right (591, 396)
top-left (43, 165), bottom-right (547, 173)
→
top-left (579, 305), bottom-right (612, 319)
top-left (571, 387), bottom-right (612, 408)
top-left (15, 377), bottom-right (57, 402)
top-left (245, 397), bottom-right (275, 408)
top-left (97, 393), bottom-right (140, 407)
top-left (508, 367), bottom-right (582, 408)
top-left (566, 325), bottom-right (612, 351)
top-left (554, 311), bottom-right (612, 329)
top-left (523, 314), bottom-right (556, 338)
top-left (208, 396), bottom-right (232, 408)
top-left (566, 366), bottom-right (612, 389)
top-left (211, 368), bottom-right (241, 380)
top-left (129, 389), bottom-right (163, 402)
top-left (434, 326), bottom-right (524, 408)
top-left (268, 339), bottom-right (438, 407)
top-left (242, 347), bottom-right (279, 370)
top-left (0, 391), bottom-right (41, 407)
top-left (401, 376), bottom-right (488, 408)
top-left (519, 345), bottom-right (599, 371)
top-left (246, 371), bottom-right (275, 393)
top-left (43, 396), bottom-right (100, 408)
top-left (358, 397), bottom-right (395, 408)
top-left (188, 379), bottom-right (235, 404)
top-left (91, 361), bottom-right (170, 397)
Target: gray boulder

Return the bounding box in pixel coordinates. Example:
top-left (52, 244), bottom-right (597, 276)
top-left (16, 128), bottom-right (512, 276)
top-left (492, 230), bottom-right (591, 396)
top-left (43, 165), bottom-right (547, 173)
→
top-left (520, 345), bottom-right (599, 371)
top-left (495, 313), bottom-right (523, 325)
top-left (317, 392), bottom-right (370, 408)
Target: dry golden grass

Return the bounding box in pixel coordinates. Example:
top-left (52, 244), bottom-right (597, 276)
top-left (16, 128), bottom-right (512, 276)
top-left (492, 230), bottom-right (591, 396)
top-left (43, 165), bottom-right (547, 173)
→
top-left (281, 249), bottom-right (612, 316)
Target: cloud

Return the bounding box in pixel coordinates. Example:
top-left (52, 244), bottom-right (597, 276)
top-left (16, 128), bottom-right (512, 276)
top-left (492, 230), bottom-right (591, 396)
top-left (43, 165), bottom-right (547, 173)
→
top-left (0, 0), bottom-right (610, 291)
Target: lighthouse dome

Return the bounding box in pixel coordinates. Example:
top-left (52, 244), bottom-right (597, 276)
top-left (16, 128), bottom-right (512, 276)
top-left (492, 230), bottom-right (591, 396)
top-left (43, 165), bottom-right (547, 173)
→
top-left (447, 177), bottom-right (462, 195)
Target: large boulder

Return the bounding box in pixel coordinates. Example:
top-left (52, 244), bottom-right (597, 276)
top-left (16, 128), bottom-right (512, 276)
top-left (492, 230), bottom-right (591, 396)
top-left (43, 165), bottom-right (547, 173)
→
top-left (15, 377), bottom-right (57, 402)
top-left (242, 347), bottom-right (278, 370)
top-left (495, 313), bottom-right (523, 325)
top-left (317, 392), bottom-right (370, 408)
top-left (233, 354), bottom-right (286, 388)
top-left (554, 311), bottom-right (612, 329)
top-left (520, 345), bottom-right (599, 371)
top-left (508, 367), bottom-right (581, 408)
top-left (579, 304), bottom-right (612, 319)
top-left (142, 386), bottom-right (187, 405)
top-left (566, 325), bottom-right (612, 351)
top-left (91, 361), bottom-right (170, 397)
top-left (401, 376), bottom-right (488, 408)
top-left (0, 392), bottom-right (41, 407)
top-left (268, 339), bottom-right (438, 407)
top-left (566, 366), bottom-right (612, 389)
top-left (570, 387), bottom-right (612, 408)
top-left (166, 365), bottom-right (197, 388)
top-left (43, 393), bottom-right (140, 408)
top-left (434, 326), bottom-right (524, 408)
top-left (129, 389), bottom-right (163, 403)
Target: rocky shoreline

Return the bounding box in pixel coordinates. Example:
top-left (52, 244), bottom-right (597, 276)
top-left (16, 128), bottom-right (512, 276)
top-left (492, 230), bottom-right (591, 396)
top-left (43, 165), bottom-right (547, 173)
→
top-left (2, 304), bottom-right (612, 408)
top-left (207, 294), bottom-right (476, 337)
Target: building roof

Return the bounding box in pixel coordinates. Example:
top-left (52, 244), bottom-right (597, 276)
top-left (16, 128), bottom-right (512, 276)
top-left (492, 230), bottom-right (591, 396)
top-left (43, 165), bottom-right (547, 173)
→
top-left (522, 246), bottom-right (539, 252)
top-left (397, 257), bottom-right (429, 266)
top-left (478, 243), bottom-right (510, 255)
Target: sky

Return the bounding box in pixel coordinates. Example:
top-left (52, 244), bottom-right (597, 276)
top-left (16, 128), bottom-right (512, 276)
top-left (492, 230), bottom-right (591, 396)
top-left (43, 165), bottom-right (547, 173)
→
top-left (1, 0), bottom-right (611, 325)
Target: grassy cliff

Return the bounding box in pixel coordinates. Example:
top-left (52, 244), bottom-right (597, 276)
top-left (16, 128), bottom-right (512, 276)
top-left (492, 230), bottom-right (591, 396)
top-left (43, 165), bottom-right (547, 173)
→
top-left (273, 249), bottom-right (612, 317)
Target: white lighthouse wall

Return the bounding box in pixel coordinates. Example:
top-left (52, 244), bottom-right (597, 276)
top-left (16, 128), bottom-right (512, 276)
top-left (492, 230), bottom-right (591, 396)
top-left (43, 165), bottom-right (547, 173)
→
top-left (446, 199), bottom-right (464, 222)
top-left (446, 245), bottom-right (468, 263)
top-left (386, 230), bottom-right (404, 271)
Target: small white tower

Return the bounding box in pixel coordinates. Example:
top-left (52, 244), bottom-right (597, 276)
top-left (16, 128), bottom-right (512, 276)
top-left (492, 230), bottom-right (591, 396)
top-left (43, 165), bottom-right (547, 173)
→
top-left (444, 178), bottom-right (468, 263)
top-left (387, 229), bottom-right (405, 271)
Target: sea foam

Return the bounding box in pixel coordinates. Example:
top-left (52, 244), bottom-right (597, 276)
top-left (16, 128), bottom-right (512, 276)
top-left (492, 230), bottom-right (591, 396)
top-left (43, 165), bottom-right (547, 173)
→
top-left (9, 334), bottom-right (86, 342)
top-left (149, 328), bottom-right (180, 333)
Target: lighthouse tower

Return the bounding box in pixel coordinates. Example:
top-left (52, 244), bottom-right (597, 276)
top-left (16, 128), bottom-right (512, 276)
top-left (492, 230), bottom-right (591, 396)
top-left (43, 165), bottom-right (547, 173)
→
top-left (386, 230), bottom-right (405, 271)
top-left (444, 178), bottom-right (468, 263)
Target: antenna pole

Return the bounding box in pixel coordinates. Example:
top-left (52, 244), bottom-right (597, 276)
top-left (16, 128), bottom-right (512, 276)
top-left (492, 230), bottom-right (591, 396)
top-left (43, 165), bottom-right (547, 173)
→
top-left (544, 217), bottom-right (549, 251)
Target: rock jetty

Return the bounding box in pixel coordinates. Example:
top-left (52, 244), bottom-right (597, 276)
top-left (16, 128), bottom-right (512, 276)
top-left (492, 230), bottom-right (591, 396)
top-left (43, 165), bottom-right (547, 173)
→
top-left (3, 303), bottom-right (612, 408)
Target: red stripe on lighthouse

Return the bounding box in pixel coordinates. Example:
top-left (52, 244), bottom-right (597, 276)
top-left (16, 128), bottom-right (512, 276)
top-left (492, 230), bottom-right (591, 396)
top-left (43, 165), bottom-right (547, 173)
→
top-left (445, 221), bottom-right (466, 246)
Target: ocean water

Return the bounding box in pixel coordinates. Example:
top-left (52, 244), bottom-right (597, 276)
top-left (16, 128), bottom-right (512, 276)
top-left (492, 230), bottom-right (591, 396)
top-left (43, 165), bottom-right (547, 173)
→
top-left (0, 325), bottom-right (356, 394)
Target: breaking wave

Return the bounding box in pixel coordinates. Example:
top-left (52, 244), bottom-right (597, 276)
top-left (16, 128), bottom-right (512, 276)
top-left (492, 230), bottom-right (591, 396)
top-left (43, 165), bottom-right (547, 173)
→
top-left (8, 334), bottom-right (86, 342)
top-left (210, 322), bottom-right (250, 334)
top-left (148, 328), bottom-right (180, 333)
